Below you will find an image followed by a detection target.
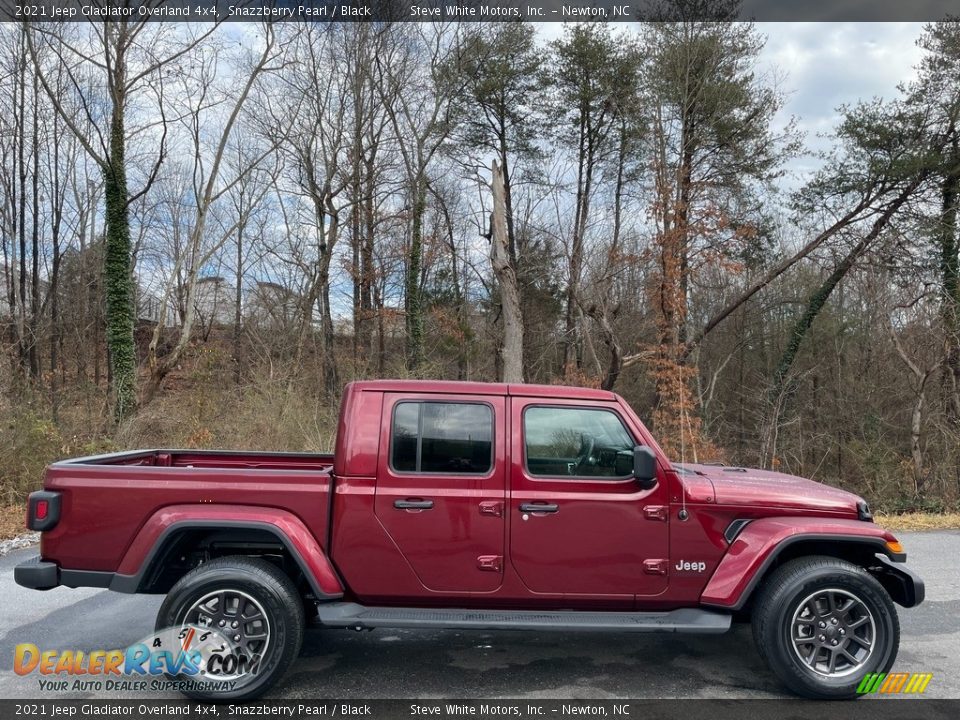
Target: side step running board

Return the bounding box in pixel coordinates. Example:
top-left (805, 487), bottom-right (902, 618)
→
top-left (314, 603), bottom-right (731, 634)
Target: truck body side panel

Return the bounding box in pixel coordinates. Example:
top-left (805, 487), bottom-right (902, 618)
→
top-left (39, 455), bottom-right (334, 574)
top-left (113, 503), bottom-right (344, 597)
top-left (334, 383), bottom-right (381, 478)
top-left (699, 517), bottom-right (898, 608)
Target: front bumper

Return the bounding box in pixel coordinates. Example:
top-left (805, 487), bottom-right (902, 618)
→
top-left (14, 555), bottom-right (59, 590)
top-left (872, 554), bottom-right (925, 608)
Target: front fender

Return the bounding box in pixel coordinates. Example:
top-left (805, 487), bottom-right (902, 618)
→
top-left (700, 517), bottom-right (902, 610)
top-left (112, 504), bottom-right (344, 599)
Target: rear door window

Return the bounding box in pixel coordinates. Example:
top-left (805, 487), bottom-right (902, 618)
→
top-left (390, 402), bottom-right (493, 474)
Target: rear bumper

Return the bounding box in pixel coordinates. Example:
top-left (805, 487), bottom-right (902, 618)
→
top-left (14, 555), bottom-right (59, 590)
top-left (15, 555), bottom-right (114, 592)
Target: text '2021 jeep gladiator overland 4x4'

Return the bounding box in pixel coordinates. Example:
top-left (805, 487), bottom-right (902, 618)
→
top-left (16, 380), bottom-right (923, 700)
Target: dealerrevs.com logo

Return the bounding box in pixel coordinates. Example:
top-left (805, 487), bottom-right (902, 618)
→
top-left (13, 625), bottom-right (259, 694)
top-left (856, 672), bottom-right (934, 695)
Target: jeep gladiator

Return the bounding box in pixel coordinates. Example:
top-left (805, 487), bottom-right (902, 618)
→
top-left (15, 380), bottom-right (924, 700)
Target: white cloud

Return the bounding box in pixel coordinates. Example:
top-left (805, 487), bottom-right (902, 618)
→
top-left (758, 22), bottom-right (926, 172)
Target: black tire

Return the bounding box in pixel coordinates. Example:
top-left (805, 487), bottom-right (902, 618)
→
top-left (156, 555), bottom-right (304, 701)
top-left (751, 556), bottom-right (899, 699)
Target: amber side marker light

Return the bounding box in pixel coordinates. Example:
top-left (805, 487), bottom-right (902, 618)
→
top-left (886, 540), bottom-right (904, 554)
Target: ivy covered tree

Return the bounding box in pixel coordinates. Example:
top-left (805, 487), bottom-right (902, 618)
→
top-left (28, 22), bottom-right (216, 422)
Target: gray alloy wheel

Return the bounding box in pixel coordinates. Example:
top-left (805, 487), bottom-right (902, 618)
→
top-left (789, 587), bottom-right (876, 677)
top-left (183, 588), bottom-right (272, 680)
top-left (157, 555), bottom-right (303, 701)
top-left (751, 555), bottom-right (899, 699)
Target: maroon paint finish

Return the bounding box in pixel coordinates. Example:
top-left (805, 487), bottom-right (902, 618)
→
top-left (507, 396), bottom-right (668, 599)
top-left (38, 450), bottom-right (334, 573)
top-left (374, 392), bottom-right (507, 593)
top-left (678, 464), bottom-right (862, 516)
top-left (116, 504), bottom-right (344, 596)
top-left (700, 517), bottom-right (898, 608)
top-left (28, 380), bottom-right (905, 614)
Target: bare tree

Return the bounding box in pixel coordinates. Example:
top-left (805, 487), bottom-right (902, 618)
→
top-left (142, 23), bottom-right (289, 403)
top-left (28, 20), bottom-right (220, 421)
top-left (490, 160), bottom-right (523, 383)
top-left (375, 23), bottom-right (474, 373)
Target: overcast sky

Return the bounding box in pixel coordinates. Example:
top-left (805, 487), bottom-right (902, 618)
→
top-left (759, 22), bottom-right (925, 180)
top-left (539, 21), bottom-right (927, 183)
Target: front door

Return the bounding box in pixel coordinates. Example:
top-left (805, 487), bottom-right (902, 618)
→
top-left (375, 393), bottom-right (506, 593)
top-left (509, 398), bottom-right (670, 598)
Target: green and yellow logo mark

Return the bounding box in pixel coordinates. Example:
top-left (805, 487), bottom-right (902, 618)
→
top-left (857, 672), bottom-right (933, 694)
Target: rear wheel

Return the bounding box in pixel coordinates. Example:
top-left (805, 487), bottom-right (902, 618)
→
top-left (156, 555), bottom-right (304, 701)
top-left (751, 556), bottom-right (899, 699)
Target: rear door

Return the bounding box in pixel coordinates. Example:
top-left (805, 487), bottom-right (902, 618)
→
top-left (509, 398), bottom-right (670, 599)
top-left (375, 392), bottom-right (506, 592)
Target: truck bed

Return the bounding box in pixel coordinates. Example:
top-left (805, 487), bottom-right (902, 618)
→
top-left (39, 449), bottom-right (335, 575)
top-left (60, 448), bottom-right (335, 471)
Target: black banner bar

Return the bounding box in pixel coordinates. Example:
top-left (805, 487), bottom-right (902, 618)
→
top-left (1, 0), bottom-right (959, 23)
top-left (1, 700), bottom-right (958, 720)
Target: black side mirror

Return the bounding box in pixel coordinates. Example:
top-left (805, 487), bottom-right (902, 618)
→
top-left (633, 446), bottom-right (658, 489)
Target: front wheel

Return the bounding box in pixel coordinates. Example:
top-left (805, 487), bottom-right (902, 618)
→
top-left (751, 556), bottom-right (899, 699)
top-left (156, 555), bottom-right (304, 701)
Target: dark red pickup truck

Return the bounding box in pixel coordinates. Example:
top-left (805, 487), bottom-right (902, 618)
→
top-left (16, 380), bottom-right (923, 700)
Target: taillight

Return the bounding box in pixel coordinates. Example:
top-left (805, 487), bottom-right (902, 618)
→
top-left (27, 491), bottom-right (60, 532)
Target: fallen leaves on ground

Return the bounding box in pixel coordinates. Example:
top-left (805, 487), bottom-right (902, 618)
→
top-left (874, 512), bottom-right (960, 532)
top-left (0, 504), bottom-right (26, 540)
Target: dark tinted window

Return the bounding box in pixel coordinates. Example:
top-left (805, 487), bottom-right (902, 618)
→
top-left (524, 406), bottom-right (634, 478)
top-left (391, 402), bottom-right (419, 472)
top-left (390, 402), bottom-right (493, 474)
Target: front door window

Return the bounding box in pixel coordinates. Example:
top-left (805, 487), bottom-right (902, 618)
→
top-left (524, 406), bottom-right (634, 478)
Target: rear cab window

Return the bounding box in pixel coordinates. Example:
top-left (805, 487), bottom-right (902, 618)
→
top-left (390, 401), bottom-right (493, 474)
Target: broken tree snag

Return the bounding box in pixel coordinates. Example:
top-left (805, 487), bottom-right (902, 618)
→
top-left (490, 159), bottom-right (524, 383)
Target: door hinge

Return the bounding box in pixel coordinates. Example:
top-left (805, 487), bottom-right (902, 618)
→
top-left (479, 501), bottom-right (503, 518)
top-left (643, 559), bottom-right (668, 575)
top-left (644, 505), bottom-right (669, 521)
top-left (477, 555), bottom-right (503, 572)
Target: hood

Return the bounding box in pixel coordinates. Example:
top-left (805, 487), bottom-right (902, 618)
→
top-left (675, 463), bottom-right (863, 516)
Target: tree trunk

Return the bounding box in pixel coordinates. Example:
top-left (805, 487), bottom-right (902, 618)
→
top-left (17, 39), bottom-right (28, 377)
top-left (29, 69), bottom-right (40, 380)
top-left (233, 222), bottom-right (244, 385)
top-left (49, 125), bottom-right (64, 423)
top-left (359, 155), bottom-right (376, 361)
top-left (562, 117), bottom-right (593, 373)
top-left (592, 118), bottom-right (629, 391)
top-left (103, 68), bottom-right (138, 422)
top-left (318, 205), bottom-right (340, 398)
top-left (940, 134), bottom-right (960, 421)
top-left (405, 172), bottom-right (427, 373)
top-left (490, 160), bottom-right (523, 383)
top-left (437, 192), bottom-right (469, 380)
top-left (765, 178), bottom-right (922, 433)
top-left (910, 386), bottom-right (928, 496)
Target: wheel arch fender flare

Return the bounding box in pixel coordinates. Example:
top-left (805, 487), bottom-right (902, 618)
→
top-left (700, 517), bottom-right (915, 611)
top-left (111, 504), bottom-right (344, 599)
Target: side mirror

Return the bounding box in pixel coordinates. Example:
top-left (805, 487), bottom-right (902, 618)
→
top-left (633, 446), bottom-right (658, 489)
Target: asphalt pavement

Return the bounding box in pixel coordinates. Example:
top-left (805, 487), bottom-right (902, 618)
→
top-left (1, 531), bottom-right (958, 700)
